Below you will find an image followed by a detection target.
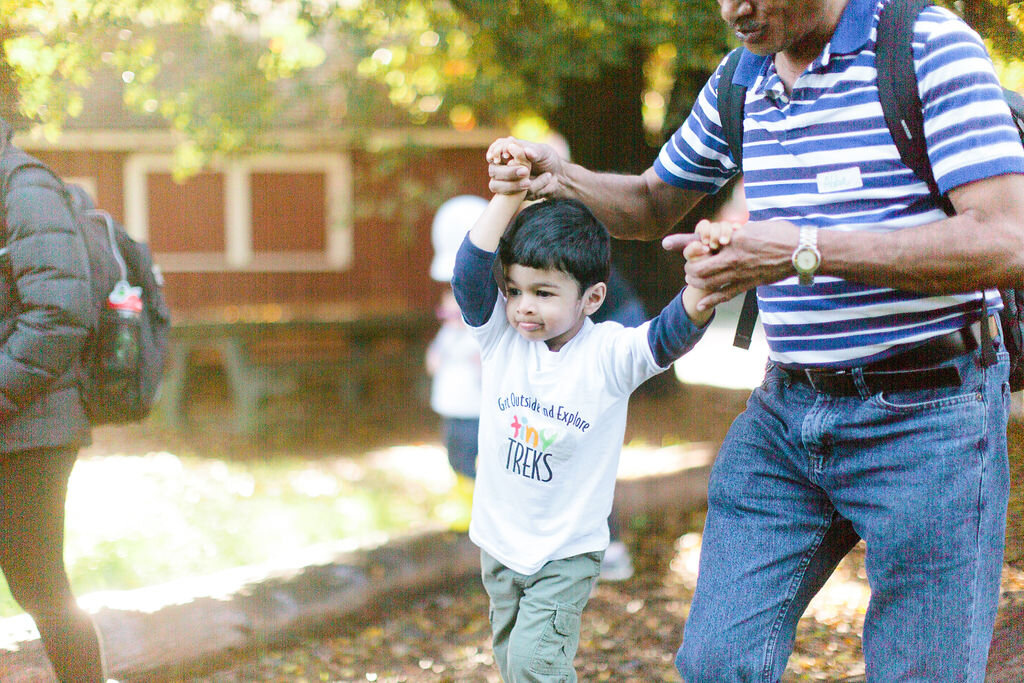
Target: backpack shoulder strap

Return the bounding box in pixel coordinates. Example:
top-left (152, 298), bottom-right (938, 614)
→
top-left (717, 47), bottom-right (747, 171)
top-left (875, 0), bottom-right (954, 214)
top-left (0, 142), bottom-right (64, 222)
top-left (0, 143), bottom-right (49, 194)
top-left (1005, 87), bottom-right (1024, 138)
top-left (715, 48), bottom-right (761, 348)
top-left (878, 0), bottom-right (1004, 366)
top-left (733, 286), bottom-right (759, 350)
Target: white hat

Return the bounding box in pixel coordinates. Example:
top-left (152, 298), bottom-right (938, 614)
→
top-left (431, 194), bottom-right (488, 281)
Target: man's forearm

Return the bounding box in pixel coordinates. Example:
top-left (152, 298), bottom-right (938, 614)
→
top-left (681, 171), bottom-right (1024, 310)
top-left (558, 165), bottom-right (704, 241)
top-left (826, 173), bottom-right (1024, 293)
top-left (823, 211), bottom-right (1024, 293)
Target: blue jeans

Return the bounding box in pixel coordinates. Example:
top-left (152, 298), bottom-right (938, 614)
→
top-left (677, 346), bottom-right (1011, 682)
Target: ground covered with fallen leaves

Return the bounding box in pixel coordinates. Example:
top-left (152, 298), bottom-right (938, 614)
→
top-left (139, 378), bottom-right (1024, 683)
top-left (81, 367), bottom-right (1024, 683)
top-left (186, 518), bottom-right (872, 683)
top-left (183, 517), bottom-right (1024, 683)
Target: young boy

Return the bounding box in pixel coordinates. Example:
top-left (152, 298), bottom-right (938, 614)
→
top-left (451, 141), bottom-right (728, 681)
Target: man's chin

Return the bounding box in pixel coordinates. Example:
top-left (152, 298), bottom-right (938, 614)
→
top-left (734, 28), bottom-right (774, 56)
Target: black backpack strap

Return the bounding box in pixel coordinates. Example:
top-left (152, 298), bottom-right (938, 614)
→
top-left (717, 47), bottom-right (747, 171)
top-left (877, 0), bottom-right (998, 365)
top-left (715, 48), bottom-right (760, 348)
top-left (732, 286), bottom-right (759, 349)
top-left (876, 0), bottom-right (954, 216)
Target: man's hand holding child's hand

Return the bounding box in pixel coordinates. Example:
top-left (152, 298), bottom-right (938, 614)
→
top-left (680, 218), bottom-right (744, 325)
top-left (487, 141), bottom-right (531, 196)
top-left (682, 218), bottom-right (743, 263)
top-left (695, 218), bottom-right (742, 252)
top-left (470, 140), bottom-right (533, 252)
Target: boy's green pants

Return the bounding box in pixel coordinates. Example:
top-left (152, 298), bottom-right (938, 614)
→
top-left (481, 549), bottom-right (603, 682)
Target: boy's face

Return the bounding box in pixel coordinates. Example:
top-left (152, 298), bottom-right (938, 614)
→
top-left (503, 264), bottom-right (606, 352)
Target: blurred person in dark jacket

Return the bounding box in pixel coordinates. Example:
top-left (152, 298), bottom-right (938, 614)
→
top-left (0, 119), bottom-right (105, 681)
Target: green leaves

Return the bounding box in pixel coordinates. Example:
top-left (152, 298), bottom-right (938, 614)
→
top-left (1, 0), bottom-right (1018, 171)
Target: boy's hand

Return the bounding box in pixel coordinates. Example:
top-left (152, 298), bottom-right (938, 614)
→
top-left (487, 141), bottom-right (531, 197)
top-left (468, 142), bottom-right (530, 252)
top-left (680, 231), bottom-right (729, 325)
top-left (695, 218), bottom-right (743, 252)
top-left (487, 137), bottom-right (561, 198)
top-left (682, 238), bottom-right (711, 263)
top-left (487, 141), bottom-right (531, 170)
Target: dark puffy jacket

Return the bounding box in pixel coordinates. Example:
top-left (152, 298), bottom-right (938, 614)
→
top-left (0, 119), bottom-right (92, 452)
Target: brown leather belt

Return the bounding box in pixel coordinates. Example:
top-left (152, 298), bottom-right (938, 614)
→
top-left (783, 316), bottom-right (999, 396)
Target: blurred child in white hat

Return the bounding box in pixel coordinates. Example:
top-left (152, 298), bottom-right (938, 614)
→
top-left (426, 195), bottom-right (488, 529)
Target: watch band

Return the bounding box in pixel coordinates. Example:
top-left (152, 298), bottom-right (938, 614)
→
top-left (798, 225), bottom-right (818, 253)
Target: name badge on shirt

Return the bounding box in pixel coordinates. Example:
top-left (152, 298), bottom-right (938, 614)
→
top-left (816, 167), bottom-right (863, 194)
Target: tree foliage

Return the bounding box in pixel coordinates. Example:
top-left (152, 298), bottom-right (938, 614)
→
top-left (2, 0), bottom-right (1020, 155)
top-left (3, 0), bottom-right (1016, 306)
top-left (1, 0), bottom-right (327, 166)
top-left (947, 0), bottom-right (1024, 61)
top-left (0, 2), bottom-right (724, 153)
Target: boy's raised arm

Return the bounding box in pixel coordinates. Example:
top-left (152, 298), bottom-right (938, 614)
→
top-left (468, 144), bottom-right (529, 252)
top-left (451, 144), bottom-right (530, 327)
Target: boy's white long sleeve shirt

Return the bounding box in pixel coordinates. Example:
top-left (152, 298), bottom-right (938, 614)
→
top-left (452, 235), bottom-right (707, 575)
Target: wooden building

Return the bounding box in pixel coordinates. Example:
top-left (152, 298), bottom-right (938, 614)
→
top-left (17, 127), bottom-right (498, 316)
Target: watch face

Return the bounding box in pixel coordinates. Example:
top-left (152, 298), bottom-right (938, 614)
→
top-left (795, 249), bottom-right (819, 271)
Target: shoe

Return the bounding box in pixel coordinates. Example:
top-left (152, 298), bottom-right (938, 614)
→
top-left (600, 541), bottom-right (634, 581)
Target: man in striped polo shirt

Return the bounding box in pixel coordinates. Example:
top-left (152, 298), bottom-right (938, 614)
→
top-left (488, 0), bottom-right (1024, 679)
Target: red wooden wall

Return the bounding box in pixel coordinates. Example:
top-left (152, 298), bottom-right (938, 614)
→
top-left (36, 145), bottom-right (492, 317)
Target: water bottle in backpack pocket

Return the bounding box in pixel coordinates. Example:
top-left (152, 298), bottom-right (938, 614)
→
top-left (75, 208), bottom-right (171, 424)
top-left (90, 280), bottom-right (145, 416)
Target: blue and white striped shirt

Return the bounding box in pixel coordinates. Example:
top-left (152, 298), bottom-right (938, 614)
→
top-left (654, 0), bottom-right (1024, 368)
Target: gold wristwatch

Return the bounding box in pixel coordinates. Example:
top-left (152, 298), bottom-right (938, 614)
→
top-left (791, 226), bottom-right (821, 286)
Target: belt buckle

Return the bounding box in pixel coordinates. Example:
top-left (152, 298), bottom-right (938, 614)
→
top-left (803, 368), bottom-right (856, 395)
top-left (803, 368), bottom-right (836, 393)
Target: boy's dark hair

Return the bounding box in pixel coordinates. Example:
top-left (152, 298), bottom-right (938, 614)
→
top-left (498, 198), bottom-right (611, 292)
